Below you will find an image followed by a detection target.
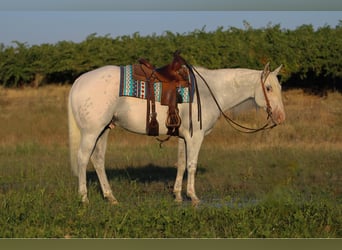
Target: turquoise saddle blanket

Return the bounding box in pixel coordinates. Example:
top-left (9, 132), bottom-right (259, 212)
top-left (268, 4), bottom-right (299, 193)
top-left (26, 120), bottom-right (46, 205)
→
top-left (119, 65), bottom-right (194, 103)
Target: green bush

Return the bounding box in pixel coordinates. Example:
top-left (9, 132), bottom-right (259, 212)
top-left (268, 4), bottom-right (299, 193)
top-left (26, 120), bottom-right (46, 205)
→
top-left (0, 23), bottom-right (341, 91)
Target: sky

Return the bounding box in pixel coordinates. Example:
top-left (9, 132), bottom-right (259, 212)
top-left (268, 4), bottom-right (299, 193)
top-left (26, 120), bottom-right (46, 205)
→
top-left (0, 11), bottom-right (341, 46)
top-left (0, 0), bottom-right (341, 46)
top-left (1, 0), bottom-right (342, 11)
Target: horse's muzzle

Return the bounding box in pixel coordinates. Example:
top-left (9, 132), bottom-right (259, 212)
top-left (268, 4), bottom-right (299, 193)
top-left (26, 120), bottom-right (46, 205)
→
top-left (272, 108), bottom-right (286, 125)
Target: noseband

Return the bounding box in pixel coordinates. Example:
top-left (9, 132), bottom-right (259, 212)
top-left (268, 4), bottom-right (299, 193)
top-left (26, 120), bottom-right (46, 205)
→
top-left (192, 65), bottom-right (277, 133)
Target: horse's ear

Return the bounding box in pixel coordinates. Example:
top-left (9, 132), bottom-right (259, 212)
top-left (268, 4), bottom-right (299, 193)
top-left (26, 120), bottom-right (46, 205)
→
top-left (273, 64), bottom-right (283, 75)
top-left (264, 62), bottom-right (270, 73)
top-left (261, 62), bottom-right (271, 80)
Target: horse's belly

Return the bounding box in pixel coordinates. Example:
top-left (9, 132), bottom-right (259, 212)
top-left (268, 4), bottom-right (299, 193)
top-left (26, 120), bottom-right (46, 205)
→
top-left (113, 97), bottom-right (170, 135)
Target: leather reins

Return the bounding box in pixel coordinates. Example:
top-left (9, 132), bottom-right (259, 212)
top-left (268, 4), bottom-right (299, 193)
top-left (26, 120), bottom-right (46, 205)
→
top-left (191, 66), bottom-right (277, 133)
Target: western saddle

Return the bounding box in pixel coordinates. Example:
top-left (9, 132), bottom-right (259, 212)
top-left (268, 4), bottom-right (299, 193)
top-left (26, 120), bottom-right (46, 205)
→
top-left (132, 51), bottom-right (199, 137)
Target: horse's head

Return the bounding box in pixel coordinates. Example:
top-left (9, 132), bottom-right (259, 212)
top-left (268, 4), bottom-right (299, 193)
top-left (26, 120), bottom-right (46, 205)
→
top-left (254, 63), bottom-right (286, 125)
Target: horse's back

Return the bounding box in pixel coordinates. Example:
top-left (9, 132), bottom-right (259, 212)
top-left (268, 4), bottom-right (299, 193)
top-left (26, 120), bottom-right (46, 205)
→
top-left (73, 65), bottom-right (120, 87)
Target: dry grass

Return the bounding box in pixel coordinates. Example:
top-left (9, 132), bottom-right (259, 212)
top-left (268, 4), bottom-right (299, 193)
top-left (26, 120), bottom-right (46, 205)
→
top-left (1, 85), bottom-right (341, 149)
top-left (1, 85), bottom-right (341, 190)
top-left (201, 89), bottom-right (342, 152)
top-left (1, 86), bottom-right (341, 184)
top-left (0, 85), bottom-right (70, 146)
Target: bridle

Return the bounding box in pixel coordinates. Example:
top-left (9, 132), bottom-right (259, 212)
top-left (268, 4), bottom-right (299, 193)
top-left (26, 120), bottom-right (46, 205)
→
top-left (191, 64), bottom-right (277, 133)
top-left (260, 66), bottom-right (275, 123)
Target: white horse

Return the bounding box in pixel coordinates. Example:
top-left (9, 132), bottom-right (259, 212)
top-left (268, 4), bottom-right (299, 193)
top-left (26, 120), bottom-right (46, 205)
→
top-left (68, 63), bottom-right (285, 205)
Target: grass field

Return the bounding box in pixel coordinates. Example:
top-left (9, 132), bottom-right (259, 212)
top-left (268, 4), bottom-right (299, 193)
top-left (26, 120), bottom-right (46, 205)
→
top-left (0, 85), bottom-right (341, 238)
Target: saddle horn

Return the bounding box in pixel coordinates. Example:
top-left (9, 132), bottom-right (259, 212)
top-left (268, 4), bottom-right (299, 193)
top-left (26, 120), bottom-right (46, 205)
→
top-left (173, 50), bottom-right (182, 56)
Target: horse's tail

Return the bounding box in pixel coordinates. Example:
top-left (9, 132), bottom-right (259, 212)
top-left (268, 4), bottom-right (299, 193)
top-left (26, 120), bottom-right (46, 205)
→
top-left (68, 91), bottom-right (80, 176)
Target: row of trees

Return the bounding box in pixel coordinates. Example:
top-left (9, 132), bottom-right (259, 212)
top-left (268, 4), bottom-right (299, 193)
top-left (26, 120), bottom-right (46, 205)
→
top-left (0, 22), bottom-right (341, 92)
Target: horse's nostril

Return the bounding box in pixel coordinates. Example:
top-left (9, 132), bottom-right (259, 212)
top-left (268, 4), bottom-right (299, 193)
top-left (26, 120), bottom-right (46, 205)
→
top-left (276, 112), bottom-right (285, 124)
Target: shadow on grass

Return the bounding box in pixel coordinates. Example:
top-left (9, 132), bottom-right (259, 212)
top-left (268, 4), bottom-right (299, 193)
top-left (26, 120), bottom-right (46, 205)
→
top-left (86, 163), bottom-right (206, 184)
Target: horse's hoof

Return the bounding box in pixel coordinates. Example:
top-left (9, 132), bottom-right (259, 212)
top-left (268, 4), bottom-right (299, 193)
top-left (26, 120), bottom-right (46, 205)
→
top-left (81, 196), bottom-right (89, 205)
top-left (191, 198), bottom-right (200, 207)
top-left (174, 197), bottom-right (183, 203)
top-left (109, 199), bottom-right (119, 205)
top-left (174, 192), bottom-right (183, 203)
top-left (107, 196), bottom-right (119, 205)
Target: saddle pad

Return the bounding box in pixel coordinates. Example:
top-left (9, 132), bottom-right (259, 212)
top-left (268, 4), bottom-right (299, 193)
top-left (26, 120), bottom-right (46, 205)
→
top-left (119, 65), bottom-right (193, 103)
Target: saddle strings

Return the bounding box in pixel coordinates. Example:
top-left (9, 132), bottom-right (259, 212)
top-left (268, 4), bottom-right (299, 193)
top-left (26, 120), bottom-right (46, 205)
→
top-left (156, 59), bottom-right (203, 147)
top-left (184, 62), bottom-right (202, 134)
top-left (190, 66), bottom-right (277, 134)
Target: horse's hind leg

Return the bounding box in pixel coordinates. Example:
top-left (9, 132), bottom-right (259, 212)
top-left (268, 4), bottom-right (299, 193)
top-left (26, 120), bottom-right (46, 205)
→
top-left (77, 132), bottom-right (100, 204)
top-left (90, 128), bottom-right (118, 205)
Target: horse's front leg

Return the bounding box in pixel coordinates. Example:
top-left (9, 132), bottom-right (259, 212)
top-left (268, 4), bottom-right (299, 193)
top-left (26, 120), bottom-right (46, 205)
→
top-left (173, 138), bottom-right (186, 202)
top-left (185, 134), bottom-right (204, 205)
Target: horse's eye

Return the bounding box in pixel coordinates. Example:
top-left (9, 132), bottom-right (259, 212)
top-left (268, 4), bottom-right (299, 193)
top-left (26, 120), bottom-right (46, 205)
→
top-left (266, 85), bottom-right (272, 92)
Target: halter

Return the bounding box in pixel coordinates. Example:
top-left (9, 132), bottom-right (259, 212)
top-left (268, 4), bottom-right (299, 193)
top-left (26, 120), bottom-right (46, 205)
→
top-left (192, 65), bottom-right (277, 133)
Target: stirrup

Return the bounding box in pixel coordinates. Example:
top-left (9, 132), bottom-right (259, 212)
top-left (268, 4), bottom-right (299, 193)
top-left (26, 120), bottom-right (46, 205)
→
top-left (166, 110), bottom-right (181, 129)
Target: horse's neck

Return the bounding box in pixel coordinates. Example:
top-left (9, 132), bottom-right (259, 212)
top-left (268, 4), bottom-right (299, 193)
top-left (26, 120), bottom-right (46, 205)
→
top-left (198, 67), bottom-right (259, 111)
